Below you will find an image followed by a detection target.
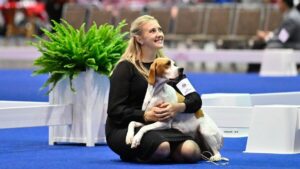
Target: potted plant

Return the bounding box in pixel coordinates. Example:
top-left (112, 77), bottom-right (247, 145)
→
top-left (32, 20), bottom-right (128, 146)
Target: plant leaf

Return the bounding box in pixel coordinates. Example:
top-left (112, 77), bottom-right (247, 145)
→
top-left (31, 19), bottom-right (128, 94)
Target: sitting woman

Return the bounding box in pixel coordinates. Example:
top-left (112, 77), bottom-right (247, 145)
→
top-left (105, 15), bottom-right (211, 163)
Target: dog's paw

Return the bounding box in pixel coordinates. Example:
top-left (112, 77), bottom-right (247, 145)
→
top-left (209, 154), bottom-right (230, 162)
top-left (209, 154), bottom-right (222, 162)
top-left (130, 133), bottom-right (143, 148)
top-left (131, 137), bottom-right (141, 148)
top-left (125, 131), bottom-right (134, 145)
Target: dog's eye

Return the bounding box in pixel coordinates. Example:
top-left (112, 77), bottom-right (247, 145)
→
top-left (165, 60), bottom-right (171, 66)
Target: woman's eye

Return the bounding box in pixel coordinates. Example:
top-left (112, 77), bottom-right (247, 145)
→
top-left (149, 28), bottom-right (163, 33)
top-left (150, 29), bottom-right (156, 33)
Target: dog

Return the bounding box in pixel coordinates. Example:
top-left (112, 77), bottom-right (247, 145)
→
top-left (125, 58), bottom-right (228, 162)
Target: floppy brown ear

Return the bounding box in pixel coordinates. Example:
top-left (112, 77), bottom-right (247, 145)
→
top-left (148, 62), bottom-right (156, 85)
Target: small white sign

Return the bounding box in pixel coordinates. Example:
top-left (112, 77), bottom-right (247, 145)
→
top-left (176, 78), bottom-right (196, 96)
top-left (278, 28), bottom-right (289, 43)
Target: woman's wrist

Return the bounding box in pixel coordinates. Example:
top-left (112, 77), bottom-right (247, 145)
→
top-left (143, 111), bottom-right (149, 122)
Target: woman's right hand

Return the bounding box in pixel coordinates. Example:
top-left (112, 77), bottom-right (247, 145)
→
top-left (144, 105), bottom-right (162, 122)
top-left (144, 102), bottom-right (181, 122)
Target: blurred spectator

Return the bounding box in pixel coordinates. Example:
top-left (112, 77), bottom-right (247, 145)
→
top-left (241, 0), bottom-right (269, 3)
top-left (249, 0), bottom-right (300, 72)
top-left (45, 0), bottom-right (74, 26)
top-left (76, 0), bottom-right (100, 6)
top-left (253, 0), bottom-right (300, 49)
top-left (101, 0), bottom-right (123, 18)
top-left (124, 0), bottom-right (149, 10)
top-left (263, 0), bottom-right (300, 49)
top-left (0, 0), bottom-right (48, 37)
top-left (214, 0), bottom-right (234, 3)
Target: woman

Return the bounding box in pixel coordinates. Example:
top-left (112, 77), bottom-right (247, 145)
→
top-left (106, 15), bottom-right (210, 163)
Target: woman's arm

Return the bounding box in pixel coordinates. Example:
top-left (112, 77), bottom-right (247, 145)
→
top-left (267, 17), bottom-right (297, 48)
top-left (168, 74), bottom-right (202, 113)
top-left (107, 61), bottom-right (145, 126)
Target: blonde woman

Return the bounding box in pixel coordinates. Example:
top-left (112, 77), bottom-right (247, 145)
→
top-left (106, 15), bottom-right (210, 163)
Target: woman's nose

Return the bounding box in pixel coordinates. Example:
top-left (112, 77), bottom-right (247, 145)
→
top-left (157, 30), bottom-right (164, 36)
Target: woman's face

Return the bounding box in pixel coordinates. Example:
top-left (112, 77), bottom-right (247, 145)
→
top-left (138, 20), bottom-right (164, 50)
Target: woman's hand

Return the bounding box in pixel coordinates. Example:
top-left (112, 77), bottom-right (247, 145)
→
top-left (144, 105), bottom-right (164, 122)
top-left (144, 102), bottom-right (186, 122)
top-left (157, 102), bottom-right (186, 121)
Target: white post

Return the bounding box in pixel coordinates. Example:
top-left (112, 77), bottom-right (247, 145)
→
top-left (260, 49), bottom-right (297, 76)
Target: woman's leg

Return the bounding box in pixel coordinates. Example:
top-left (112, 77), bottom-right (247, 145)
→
top-left (171, 140), bottom-right (201, 163)
top-left (143, 141), bottom-right (171, 162)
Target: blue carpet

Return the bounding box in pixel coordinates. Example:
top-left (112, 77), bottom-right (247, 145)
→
top-left (1, 127), bottom-right (300, 169)
top-left (187, 72), bottom-right (300, 94)
top-left (1, 69), bottom-right (300, 101)
top-left (0, 69), bottom-right (48, 101)
top-left (0, 69), bottom-right (300, 169)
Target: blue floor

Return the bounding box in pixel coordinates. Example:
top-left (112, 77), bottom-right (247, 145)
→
top-left (1, 69), bottom-right (300, 169)
top-left (2, 69), bottom-right (300, 101)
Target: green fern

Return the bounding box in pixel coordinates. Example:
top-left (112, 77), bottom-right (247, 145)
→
top-left (32, 19), bottom-right (128, 94)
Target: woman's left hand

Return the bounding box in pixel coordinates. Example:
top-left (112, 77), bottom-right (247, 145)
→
top-left (156, 102), bottom-right (186, 121)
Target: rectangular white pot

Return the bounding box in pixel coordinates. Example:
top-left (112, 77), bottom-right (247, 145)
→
top-left (49, 69), bottom-right (109, 146)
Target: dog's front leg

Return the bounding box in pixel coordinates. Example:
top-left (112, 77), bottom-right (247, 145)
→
top-left (131, 121), bottom-right (170, 148)
top-left (126, 121), bottom-right (144, 145)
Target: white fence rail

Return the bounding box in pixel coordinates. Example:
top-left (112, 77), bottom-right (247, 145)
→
top-left (0, 101), bottom-right (72, 129)
top-left (1, 47), bottom-right (300, 68)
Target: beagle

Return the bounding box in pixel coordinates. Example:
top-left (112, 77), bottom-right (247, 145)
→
top-left (125, 58), bottom-right (228, 162)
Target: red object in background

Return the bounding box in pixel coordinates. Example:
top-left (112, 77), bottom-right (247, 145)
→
top-left (0, 1), bottom-right (46, 24)
top-left (24, 2), bottom-right (46, 21)
top-left (0, 1), bottom-right (17, 10)
top-left (0, 2), bottom-right (18, 26)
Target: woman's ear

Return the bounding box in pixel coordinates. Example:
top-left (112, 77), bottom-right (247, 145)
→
top-left (148, 61), bottom-right (156, 86)
top-left (135, 36), bottom-right (144, 45)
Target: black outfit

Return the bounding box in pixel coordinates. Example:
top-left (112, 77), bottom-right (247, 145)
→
top-left (106, 60), bottom-right (208, 162)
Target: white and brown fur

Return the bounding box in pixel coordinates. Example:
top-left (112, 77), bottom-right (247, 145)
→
top-left (125, 58), bottom-right (227, 162)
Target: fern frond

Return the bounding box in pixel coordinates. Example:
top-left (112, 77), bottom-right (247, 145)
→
top-left (31, 19), bottom-right (128, 94)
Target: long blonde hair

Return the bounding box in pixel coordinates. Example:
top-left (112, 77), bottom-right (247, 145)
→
top-left (118, 15), bottom-right (166, 79)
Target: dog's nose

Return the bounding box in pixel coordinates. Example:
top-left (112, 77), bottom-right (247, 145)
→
top-left (178, 67), bottom-right (184, 75)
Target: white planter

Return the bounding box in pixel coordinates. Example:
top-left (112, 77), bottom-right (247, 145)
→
top-left (48, 69), bottom-right (109, 146)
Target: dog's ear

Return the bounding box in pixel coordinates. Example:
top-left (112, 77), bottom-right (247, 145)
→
top-left (148, 61), bottom-right (156, 85)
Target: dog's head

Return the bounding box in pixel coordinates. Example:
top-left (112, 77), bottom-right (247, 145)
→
top-left (148, 58), bottom-right (184, 86)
